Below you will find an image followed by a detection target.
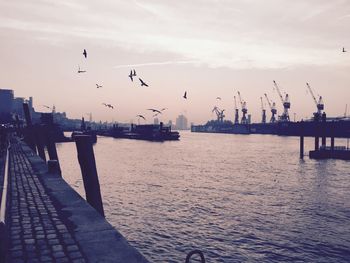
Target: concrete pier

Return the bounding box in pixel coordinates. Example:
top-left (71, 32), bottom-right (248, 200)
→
top-left (3, 140), bottom-right (149, 263)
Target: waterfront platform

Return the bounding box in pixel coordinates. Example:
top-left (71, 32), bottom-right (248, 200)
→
top-left (3, 140), bottom-right (149, 263)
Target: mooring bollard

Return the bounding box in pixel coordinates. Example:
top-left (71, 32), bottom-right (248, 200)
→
top-left (74, 135), bottom-right (105, 217)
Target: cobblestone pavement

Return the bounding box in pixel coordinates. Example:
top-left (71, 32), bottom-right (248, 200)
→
top-left (7, 142), bottom-right (87, 263)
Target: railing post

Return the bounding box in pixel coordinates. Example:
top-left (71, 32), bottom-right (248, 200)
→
top-left (74, 135), bottom-right (104, 217)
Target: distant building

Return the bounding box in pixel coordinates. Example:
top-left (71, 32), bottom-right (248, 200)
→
top-left (12, 97), bottom-right (25, 118)
top-left (0, 89), bottom-right (14, 113)
top-left (175, 114), bottom-right (188, 130)
top-left (0, 89), bottom-right (14, 123)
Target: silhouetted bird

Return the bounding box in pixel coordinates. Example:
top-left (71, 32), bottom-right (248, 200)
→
top-left (78, 66), bottom-right (86, 73)
top-left (139, 78), bottom-right (149, 87)
top-left (129, 70), bottom-right (133, 81)
top-left (133, 69), bottom-right (137, 76)
top-left (106, 104), bottom-right (114, 109)
top-left (147, 108), bottom-right (161, 114)
top-left (183, 91), bottom-right (187, 99)
top-left (83, 49), bottom-right (87, 58)
top-left (96, 84), bottom-right (102, 88)
top-left (136, 115), bottom-right (146, 120)
top-left (216, 97), bottom-right (221, 100)
top-left (161, 108), bottom-right (167, 111)
top-left (343, 47), bottom-right (347, 52)
top-left (42, 105), bottom-right (51, 109)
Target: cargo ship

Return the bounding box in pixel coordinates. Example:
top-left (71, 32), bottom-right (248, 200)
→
top-left (98, 122), bottom-right (180, 141)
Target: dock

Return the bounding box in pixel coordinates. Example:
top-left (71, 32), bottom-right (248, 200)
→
top-left (1, 138), bottom-right (149, 263)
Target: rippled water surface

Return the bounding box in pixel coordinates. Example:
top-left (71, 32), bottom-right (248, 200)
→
top-left (56, 132), bottom-right (350, 262)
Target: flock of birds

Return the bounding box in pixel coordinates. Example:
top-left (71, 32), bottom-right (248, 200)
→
top-left (77, 49), bottom-right (188, 123)
top-left (73, 47), bottom-right (347, 122)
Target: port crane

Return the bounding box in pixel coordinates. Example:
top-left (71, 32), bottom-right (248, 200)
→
top-left (306, 82), bottom-right (324, 120)
top-left (237, 91), bottom-right (248, 124)
top-left (273, 80), bottom-right (290, 122)
top-left (212, 106), bottom-right (225, 122)
top-left (233, 96), bottom-right (239, 124)
top-left (260, 97), bottom-right (266, 123)
top-left (264, 93), bottom-right (277, 123)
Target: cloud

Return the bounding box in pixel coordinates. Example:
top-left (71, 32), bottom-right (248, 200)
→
top-left (114, 60), bottom-right (199, 69)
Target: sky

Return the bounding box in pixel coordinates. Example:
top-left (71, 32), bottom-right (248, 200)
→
top-left (1, 0), bottom-right (350, 124)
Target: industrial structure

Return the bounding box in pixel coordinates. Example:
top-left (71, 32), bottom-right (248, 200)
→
top-left (273, 80), bottom-right (290, 122)
top-left (306, 82), bottom-right (324, 120)
top-left (212, 106), bottom-right (225, 122)
top-left (233, 96), bottom-right (239, 124)
top-left (264, 93), bottom-right (277, 123)
top-left (237, 91), bottom-right (248, 124)
top-left (260, 97), bottom-right (266, 123)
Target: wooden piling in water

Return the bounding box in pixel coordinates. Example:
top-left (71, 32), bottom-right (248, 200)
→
top-left (74, 135), bottom-right (104, 217)
top-left (300, 135), bottom-right (304, 159)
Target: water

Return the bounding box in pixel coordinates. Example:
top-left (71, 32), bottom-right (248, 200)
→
top-left (56, 132), bottom-right (350, 262)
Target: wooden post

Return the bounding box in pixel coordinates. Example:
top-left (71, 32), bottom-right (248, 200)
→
top-left (74, 135), bottom-right (104, 217)
top-left (23, 103), bottom-right (36, 152)
top-left (314, 137), bottom-right (319, 151)
top-left (300, 135), bottom-right (304, 159)
top-left (331, 137), bottom-right (335, 151)
top-left (44, 127), bottom-right (61, 173)
top-left (34, 125), bottom-right (46, 162)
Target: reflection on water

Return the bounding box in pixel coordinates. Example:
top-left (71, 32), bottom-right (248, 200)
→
top-left (57, 132), bottom-right (350, 262)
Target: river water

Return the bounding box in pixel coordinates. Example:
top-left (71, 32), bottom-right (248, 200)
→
top-left (56, 132), bottom-right (350, 263)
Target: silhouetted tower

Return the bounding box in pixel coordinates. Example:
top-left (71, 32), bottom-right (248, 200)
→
top-left (237, 91), bottom-right (248, 124)
top-left (233, 96), bottom-right (239, 124)
top-left (306, 83), bottom-right (324, 121)
top-left (260, 97), bottom-right (266, 123)
top-left (81, 117), bottom-right (86, 131)
top-left (273, 80), bottom-right (290, 122)
top-left (52, 105), bottom-right (56, 114)
top-left (264, 93), bottom-right (277, 123)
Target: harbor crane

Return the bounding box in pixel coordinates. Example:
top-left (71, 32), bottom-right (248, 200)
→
top-left (212, 106), bottom-right (225, 122)
top-left (237, 91), bottom-right (248, 124)
top-left (260, 97), bottom-right (266, 123)
top-left (273, 80), bottom-right (290, 122)
top-left (306, 82), bottom-right (324, 120)
top-left (233, 96), bottom-right (239, 124)
top-left (264, 93), bottom-right (277, 123)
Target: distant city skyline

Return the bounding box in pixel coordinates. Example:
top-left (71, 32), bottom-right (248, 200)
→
top-left (1, 0), bottom-right (350, 124)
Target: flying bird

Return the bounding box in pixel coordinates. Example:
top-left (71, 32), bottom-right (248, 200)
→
top-left (106, 104), bottom-right (114, 109)
top-left (42, 105), bottom-right (51, 109)
top-left (133, 69), bottom-right (137, 76)
top-left (343, 47), bottom-right (347, 52)
top-left (128, 70), bottom-right (133, 81)
top-left (139, 78), bottom-right (149, 87)
top-left (78, 66), bottom-right (86, 73)
top-left (136, 115), bottom-right (146, 120)
top-left (96, 84), bottom-right (102, 88)
top-left (147, 108), bottom-right (161, 114)
top-left (83, 49), bottom-right (87, 58)
top-left (161, 108), bottom-right (167, 111)
top-left (216, 97), bottom-right (222, 100)
top-left (183, 91), bottom-right (187, 99)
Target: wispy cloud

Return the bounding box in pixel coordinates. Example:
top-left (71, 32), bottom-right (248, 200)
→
top-left (114, 60), bottom-right (199, 69)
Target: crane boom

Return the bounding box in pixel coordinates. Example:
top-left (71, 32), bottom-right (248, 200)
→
top-left (237, 91), bottom-right (243, 107)
top-left (306, 83), bottom-right (318, 106)
top-left (234, 96), bottom-right (237, 110)
top-left (264, 93), bottom-right (272, 109)
top-left (273, 80), bottom-right (284, 104)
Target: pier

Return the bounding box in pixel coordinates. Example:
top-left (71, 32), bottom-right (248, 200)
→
top-left (0, 135), bottom-right (149, 262)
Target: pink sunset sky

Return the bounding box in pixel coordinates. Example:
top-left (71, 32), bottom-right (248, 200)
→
top-left (1, 0), bottom-right (350, 124)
